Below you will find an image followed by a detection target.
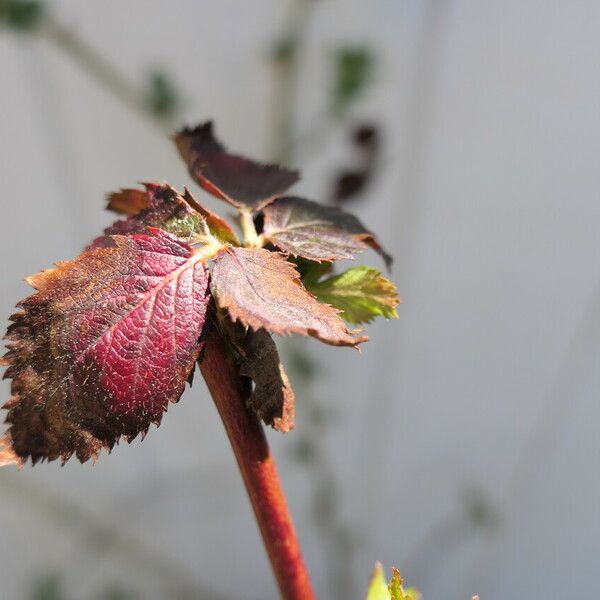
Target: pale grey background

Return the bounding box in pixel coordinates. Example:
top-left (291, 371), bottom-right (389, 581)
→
top-left (0, 1), bottom-right (599, 599)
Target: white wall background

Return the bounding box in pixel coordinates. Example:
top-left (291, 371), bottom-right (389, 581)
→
top-left (0, 1), bottom-right (599, 599)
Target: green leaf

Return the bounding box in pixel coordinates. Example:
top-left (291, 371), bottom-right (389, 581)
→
top-left (389, 568), bottom-right (422, 600)
top-left (366, 563), bottom-right (390, 600)
top-left (333, 46), bottom-right (374, 113)
top-left (365, 565), bottom-right (421, 600)
top-left (307, 266), bottom-right (399, 324)
top-left (146, 70), bottom-right (180, 119)
top-left (0, 0), bottom-right (44, 31)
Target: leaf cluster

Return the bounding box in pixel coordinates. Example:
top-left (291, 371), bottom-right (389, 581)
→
top-left (1, 121), bottom-right (399, 466)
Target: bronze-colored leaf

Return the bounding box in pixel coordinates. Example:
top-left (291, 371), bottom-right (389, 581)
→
top-left (90, 183), bottom-right (210, 249)
top-left (1, 229), bottom-right (213, 465)
top-left (174, 121), bottom-right (299, 211)
top-left (211, 247), bottom-right (367, 347)
top-left (182, 187), bottom-right (240, 244)
top-left (262, 196), bottom-right (392, 268)
top-left (106, 187), bottom-right (151, 215)
top-left (238, 328), bottom-right (295, 433)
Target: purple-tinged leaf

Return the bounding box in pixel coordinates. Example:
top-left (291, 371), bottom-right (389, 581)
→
top-left (175, 122), bottom-right (299, 211)
top-left (1, 229), bottom-right (212, 465)
top-left (89, 183), bottom-right (210, 250)
top-left (262, 196), bottom-right (392, 268)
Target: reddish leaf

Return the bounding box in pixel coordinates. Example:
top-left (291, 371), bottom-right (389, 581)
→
top-left (107, 187), bottom-right (151, 216)
top-left (182, 187), bottom-right (240, 244)
top-left (238, 327), bottom-right (295, 433)
top-left (262, 196), bottom-right (392, 268)
top-left (211, 247), bottom-right (367, 347)
top-left (175, 122), bottom-right (299, 211)
top-left (90, 183), bottom-right (210, 250)
top-left (1, 229), bottom-right (212, 465)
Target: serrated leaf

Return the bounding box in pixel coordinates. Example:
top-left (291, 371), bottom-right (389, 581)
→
top-left (389, 568), bottom-right (421, 600)
top-left (262, 196), bottom-right (392, 268)
top-left (211, 247), bottom-right (367, 347)
top-left (306, 266), bottom-right (399, 324)
top-left (174, 121), bottom-right (299, 211)
top-left (238, 327), bottom-right (295, 433)
top-left (365, 565), bottom-right (421, 600)
top-left (366, 563), bottom-right (391, 600)
top-left (91, 183), bottom-right (210, 249)
top-left (1, 229), bottom-right (214, 465)
top-left (291, 257), bottom-right (333, 287)
top-left (105, 183), bottom-right (239, 245)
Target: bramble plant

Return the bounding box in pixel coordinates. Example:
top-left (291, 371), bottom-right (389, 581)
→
top-left (0, 122), bottom-right (399, 599)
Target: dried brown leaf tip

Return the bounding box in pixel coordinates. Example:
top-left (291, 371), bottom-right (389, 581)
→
top-left (1, 120), bottom-right (398, 465)
top-left (175, 121), bottom-right (299, 211)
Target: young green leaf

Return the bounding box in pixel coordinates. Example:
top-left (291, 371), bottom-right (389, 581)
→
top-left (306, 266), bottom-right (399, 324)
top-left (365, 564), bottom-right (421, 600)
top-left (175, 121), bottom-right (299, 211)
top-left (389, 568), bottom-right (421, 600)
top-left (1, 229), bottom-right (214, 465)
top-left (366, 563), bottom-right (391, 600)
top-left (262, 196), bottom-right (392, 268)
top-left (211, 247), bottom-right (367, 347)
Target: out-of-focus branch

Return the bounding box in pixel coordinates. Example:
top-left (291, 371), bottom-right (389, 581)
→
top-left (1, 0), bottom-right (180, 135)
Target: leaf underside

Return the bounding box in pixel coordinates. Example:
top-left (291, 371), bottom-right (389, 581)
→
top-left (262, 196), bottom-right (392, 267)
top-left (175, 121), bottom-right (299, 211)
top-left (211, 247), bottom-right (367, 347)
top-left (238, 327), bottom-right (295, 433)
top-left (2, 229), bottom-right (211, 465)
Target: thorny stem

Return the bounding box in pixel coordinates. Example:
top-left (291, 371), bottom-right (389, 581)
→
top-left (200, 328), bottom-right (315, 600)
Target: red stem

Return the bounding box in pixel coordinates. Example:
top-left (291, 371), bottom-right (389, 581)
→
top-left (200, 329), bottom-right (316, 600)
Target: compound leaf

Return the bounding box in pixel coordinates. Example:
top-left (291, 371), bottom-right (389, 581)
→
top-left (211, 247), bottom-right (367, 347)
top-left (307, 266), bottom-right (399, 324)
top-left (1, 229), bottom-right (213, 465)
top-left (262, 196), bottom-right (392, 267)
top-left (175, 121), bottom-right (299, 211)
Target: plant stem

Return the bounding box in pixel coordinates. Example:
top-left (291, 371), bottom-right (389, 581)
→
top-left (239, 209), bottom-right (260, 247)
top-left (199, 329), bottom-right (315, 600)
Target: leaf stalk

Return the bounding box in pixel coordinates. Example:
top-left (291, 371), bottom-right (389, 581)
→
top-left (199, 329), bottom-right (315, 600)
